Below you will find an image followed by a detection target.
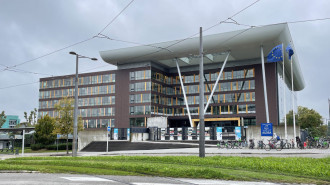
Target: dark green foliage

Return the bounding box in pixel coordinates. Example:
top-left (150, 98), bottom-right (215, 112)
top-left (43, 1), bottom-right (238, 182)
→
top-left (30, 144), bottom-right (44, 150)
top-left (287, 106), bottom-right (326, 137)
top-left (34, 115), bottom-right (56, 145)
top-left (0, 111), bottom-right (6, 128)
top-left (46, 143), bottom-right (72, 150)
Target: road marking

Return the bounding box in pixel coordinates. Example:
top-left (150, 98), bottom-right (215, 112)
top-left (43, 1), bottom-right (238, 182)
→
top-left (178, 179), bottom-right (278, 185)
top-left (131, 183), bottom-right (184, 185)
top-left (61, 177), bottom-right (113, 182)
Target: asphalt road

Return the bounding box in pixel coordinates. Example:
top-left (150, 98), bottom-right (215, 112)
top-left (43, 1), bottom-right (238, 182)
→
top-left (0, 173), bottom-right (288, 185)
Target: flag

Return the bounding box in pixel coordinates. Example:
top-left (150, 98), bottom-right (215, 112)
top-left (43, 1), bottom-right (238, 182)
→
top-left (286, 44), bottom-right (294, 60)
top-left (267, 44), bottom-right (283, 62)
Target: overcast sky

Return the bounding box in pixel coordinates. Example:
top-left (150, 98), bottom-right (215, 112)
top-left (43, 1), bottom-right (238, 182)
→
top-left (0, 0), bottom-right (329, 123)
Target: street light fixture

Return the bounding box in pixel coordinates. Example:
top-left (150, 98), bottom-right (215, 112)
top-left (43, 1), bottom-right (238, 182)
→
top-left (69, 51), bottom-right (97, 157)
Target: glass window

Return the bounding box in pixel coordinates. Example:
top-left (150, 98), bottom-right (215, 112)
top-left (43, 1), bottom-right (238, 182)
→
top-left (225, 71), bottom-right (232, 80)
top-left (185, 75), bottom-right (194, 83)
top-left (238, 104), bottom-right (246, 114)
top-left (221, 105), bottom-right (228, 114)
top-left (250, 80), bottom-right (255, 89)
top-left (247, 104), bottom-right (256, 113)
top-left (103, 74), bottom-right (110, 83)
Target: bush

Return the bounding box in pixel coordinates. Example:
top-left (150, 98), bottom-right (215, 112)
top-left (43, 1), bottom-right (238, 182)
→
top-left (31, 143), bottom-right (44, 150)
top-left (46, 143), bottom-right (72, 150)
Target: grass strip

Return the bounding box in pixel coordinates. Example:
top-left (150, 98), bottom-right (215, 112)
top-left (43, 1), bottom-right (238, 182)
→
top-left (2, 156), bottom-right (329, 184)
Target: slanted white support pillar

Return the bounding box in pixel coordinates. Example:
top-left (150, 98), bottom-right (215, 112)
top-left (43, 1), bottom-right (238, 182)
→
top-left (204, 52), bottom-right (230, 114)
top-left (175, 58), bottom-right (193, 127)
top-left (260, 46), bottom-right (270, 123)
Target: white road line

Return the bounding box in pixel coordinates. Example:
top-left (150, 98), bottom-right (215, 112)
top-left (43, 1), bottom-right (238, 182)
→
top-left (61, 177), bottom-right (113, 182)
top-left (131, 183), bottom-right (184, 185)
top-left (178, 179), bottom-right (279, 185)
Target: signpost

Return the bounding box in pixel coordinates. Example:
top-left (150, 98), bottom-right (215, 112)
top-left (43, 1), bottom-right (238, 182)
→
top-left (261, 123), bottom-right (273, 137)
top-left (57, 134), bottom-right (60, 153)
top-left (107, 126), bottom-right (110, 152)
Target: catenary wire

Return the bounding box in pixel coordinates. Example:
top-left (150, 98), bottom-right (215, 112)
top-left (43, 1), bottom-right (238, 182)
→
top-left (97, 0), bottom-right (135, 35)
top-left (0, 0), bottom-right (135, 75)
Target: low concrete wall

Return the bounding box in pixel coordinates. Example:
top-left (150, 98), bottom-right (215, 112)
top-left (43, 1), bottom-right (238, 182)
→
top-left (78, 130), bottom-right (107, 151)
top-left (246, 125), bottom-right (300, 141)
top-left (131, 133), bottom-right (149, 142)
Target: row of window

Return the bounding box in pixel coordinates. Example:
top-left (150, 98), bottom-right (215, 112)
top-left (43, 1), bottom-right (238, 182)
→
top-left (39, 85), bottom-right (115, 99)
top-left (151, 68), bottom-right (254, 84)
top-left (152, 80), bottom-right (255, 95)
top-left (39, 96), bottom-right (115, 109)
top-left (130, 80), bottom-right (255, 94)
top-left (79, 107), bottom-right (115, 117)
top-left (39, 107), bottom-right (115, 118)
top-left (150, 92), bottom-right (255, 106)
top-left (83, 119), bottom-right (115, 129)
top-left (130, 70), bottom-right (151, 80)
top-left (40, 74), bottom-right (116, 89)
top-left (129, 104), bottom-right (256, 116)
top-left (130, 94), bottom-right (151, 103)
top-left (150, 104), bottom-right (256, 116)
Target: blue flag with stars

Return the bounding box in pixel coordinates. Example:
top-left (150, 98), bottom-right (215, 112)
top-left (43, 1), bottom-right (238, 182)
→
top-left (267, 44), bottom-right (283, 62)
top-left (286, 44), bottom-right (294, 60)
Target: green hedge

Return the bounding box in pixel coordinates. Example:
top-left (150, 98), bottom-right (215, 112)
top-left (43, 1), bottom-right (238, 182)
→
top-left (31, 143), bottom-right (72, 150)
top-left (46, 143), bottom-right (72, 150)
top-left (31, 143), bottom-right (44, 150)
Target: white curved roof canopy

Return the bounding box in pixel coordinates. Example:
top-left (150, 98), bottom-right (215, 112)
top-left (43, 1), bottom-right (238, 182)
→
top-left (100, 23), bottom-right (305, 91)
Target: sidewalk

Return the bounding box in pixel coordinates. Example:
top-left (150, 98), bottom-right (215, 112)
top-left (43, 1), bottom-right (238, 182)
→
top-left (2, 146), bottom-right (329, 159)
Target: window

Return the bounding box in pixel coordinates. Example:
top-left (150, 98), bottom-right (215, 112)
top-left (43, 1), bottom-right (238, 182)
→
top-left (238, 104), bottom-right (246, 113)
top-left (130, 70), bottom-right (151, 80)
top-left (247, 104), bottom-right (256, 113)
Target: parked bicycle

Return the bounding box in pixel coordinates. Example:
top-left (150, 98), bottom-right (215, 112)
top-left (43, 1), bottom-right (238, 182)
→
top-left (257, 140), bottom-right (266, 149)
top-left (265, 138), bottom-right (281, 151)
top-left (249, 139), bottom-right (255, 149)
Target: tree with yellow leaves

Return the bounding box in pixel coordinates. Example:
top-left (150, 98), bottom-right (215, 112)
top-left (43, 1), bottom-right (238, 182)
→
top-left (54, 97), bottom-right (83, 154)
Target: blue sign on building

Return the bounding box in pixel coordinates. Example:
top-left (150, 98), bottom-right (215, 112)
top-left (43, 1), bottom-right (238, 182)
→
top-left (235, 127), bottom-right (241, 140)
top-left (261, 123), bottom-right (273, 136)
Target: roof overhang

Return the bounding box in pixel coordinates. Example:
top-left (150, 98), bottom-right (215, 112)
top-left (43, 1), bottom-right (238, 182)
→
top-left (100, 23), bottom-right (305, 91)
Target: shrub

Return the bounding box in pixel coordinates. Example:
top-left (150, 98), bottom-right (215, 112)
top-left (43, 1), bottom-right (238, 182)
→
top-left (31, 143), bottom-right (44, 150)
top-left (46, 143), bottom-right (72, 150)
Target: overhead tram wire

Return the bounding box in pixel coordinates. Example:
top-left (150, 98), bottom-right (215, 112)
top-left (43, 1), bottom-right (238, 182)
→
top-left (97, 0), bottom-right (135, 35)
top-left (1, 0), bottom-right (135, 73)
top-left (1, 37), bottom-right (95, 72)
top-left (0, 81), bottom-right (39, 90)
top-left (113, 0), bottom-right (262, 62)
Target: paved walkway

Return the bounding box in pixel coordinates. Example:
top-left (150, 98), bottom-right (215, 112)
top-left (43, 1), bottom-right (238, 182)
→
top-left (1, 146), bottom-right (329, 160)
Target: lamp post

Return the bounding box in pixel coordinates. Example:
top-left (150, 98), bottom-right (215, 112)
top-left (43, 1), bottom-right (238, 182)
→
top-left (69, 51), bottom-right (97, 157)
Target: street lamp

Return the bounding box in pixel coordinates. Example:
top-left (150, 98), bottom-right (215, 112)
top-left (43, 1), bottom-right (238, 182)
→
top-left (69, 51), bottom-right (97, 157)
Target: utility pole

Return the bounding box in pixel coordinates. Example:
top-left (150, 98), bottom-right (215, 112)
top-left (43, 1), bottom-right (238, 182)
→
top-left (199, 27), bottom-right (205, 158)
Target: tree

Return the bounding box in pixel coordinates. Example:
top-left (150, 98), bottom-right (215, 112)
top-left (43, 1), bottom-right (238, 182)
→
top-left (0, 111), bottom-right (6, 128)
top-left (22, 109), bottom-right (38, 127)
top-left (54, 97), bottom-right (83, 154)
top-left (286, 106), bottom-right (325, 137)
top-left (34, 115), bottom-right (56, 146)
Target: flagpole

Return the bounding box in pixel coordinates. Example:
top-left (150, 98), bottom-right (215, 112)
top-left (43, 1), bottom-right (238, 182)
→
top-left (260, 45), bottom-right (270, 123)
top-left (291, 56), bottom-right (296, 145)
top-left (282, 43), bottom-right (287, 140)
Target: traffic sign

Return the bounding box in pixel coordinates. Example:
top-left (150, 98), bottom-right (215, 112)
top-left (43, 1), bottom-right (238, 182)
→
top-left (107, 126), bottom-right (111, 132)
